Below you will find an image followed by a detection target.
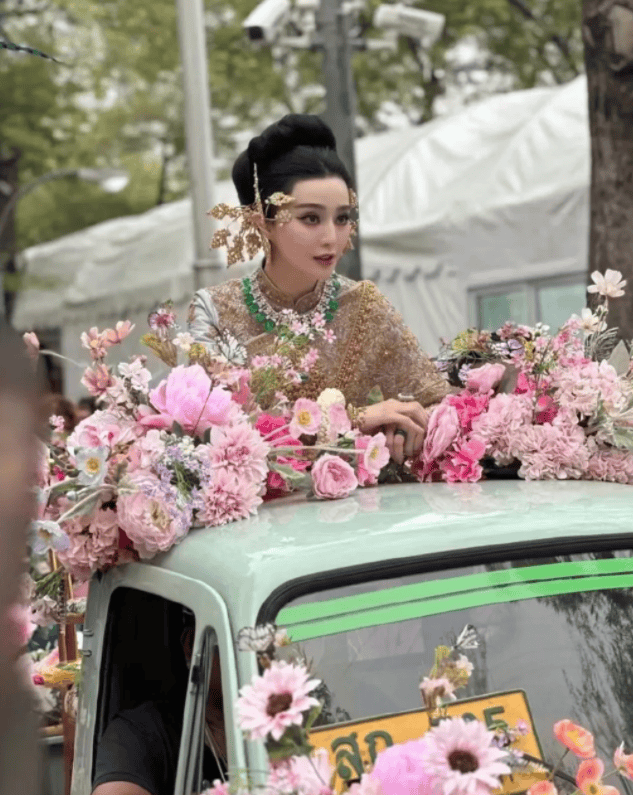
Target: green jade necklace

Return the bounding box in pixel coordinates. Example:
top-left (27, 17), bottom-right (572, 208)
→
top-left (242, 272), bottom-right (341, 334)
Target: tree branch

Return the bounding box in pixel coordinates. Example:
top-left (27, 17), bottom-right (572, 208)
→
top-left (506, 0), bottom-right (580, 75)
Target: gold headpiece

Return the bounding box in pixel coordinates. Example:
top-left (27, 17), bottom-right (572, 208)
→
top-left (208, 166), bottom-right (295, 267)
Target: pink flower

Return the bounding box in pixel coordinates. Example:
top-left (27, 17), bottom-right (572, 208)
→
top-left (553, 720), bottom-right (595, 760)
top-left (466, 363), bottom-right (506, 394)
top-left (311, 454), bottom-right (358, 500)
top-left (423, 404), bottom-right (460, 461)
top-left (584, 447), bottom-right (633, 484)
top-left (255, 413), bottom-right (289, 441)
top-left (371, 738), bottom-right (435, 795)
top-left (355, 433), bottom-right (390, 486)
top-left (57, 508), bottom-right (120, 580)
top-left (528, 782), bottom-right (558, 795)
top-left (23, 331), bottom-right (40, 360)
top-left (81, 363), bottom-right (115, 397)
top-left (145, 365), bottom-right (237, 436)
top-left (447, 393), bottom-right (490, 434)
top-left (420, 677), bottom-right (456, 709)
top-left (4, 603), bottom-right (36, 654)
top-left (104, 320), bottom-right (135, 344)
top-left (587, 268), bottom-right (626, 298)
top-left (514, 373), bottom-right (536, 395)
top-left (127, 429), bottom-right (166, 471)
top-left (440, 438), bottom-right (486, 483)
top-left (328, 403), bottom-right (352, 439)
top-left (348, 776), bottom-right (384, 795)
top-left (117, 477), bottom-right (186, 559)
top-left (201, 424), bottom-right (270, 483)
top-left (471, 394), bottom-right (534, 464)
top-left (534, 395), bottom-right (558, 424)
top-left (420, 717), bottom-right (511, 795)
top-left (289, 398), bottom-right (322, 438)
top-left (510, 419), bottom-right (589, 480)
top-left (236, 660), bottom-right (320, 741)
top-left (269, 748), bottom-right (334, 795)
top-left (80, 326), bottom-right (112, 360)
top-left (614, 743), bottom-right (633, 780)
top-left (67, 410), bottom-right (137, 451)
top-left (198, 469), bottom-right (263, 526)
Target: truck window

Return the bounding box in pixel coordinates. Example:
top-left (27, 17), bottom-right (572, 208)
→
top-left (276, 551), bottom-right (633, 791)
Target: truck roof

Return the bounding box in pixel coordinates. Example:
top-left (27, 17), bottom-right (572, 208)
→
top-left (150, 480), bottom-right (633, 625)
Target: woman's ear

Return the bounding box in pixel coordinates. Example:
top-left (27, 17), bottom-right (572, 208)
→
top-left (251, 211), bottom-right (273, 240)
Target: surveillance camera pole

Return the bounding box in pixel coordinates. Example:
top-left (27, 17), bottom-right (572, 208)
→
top-left (317, 0), bottom-right (362, 281)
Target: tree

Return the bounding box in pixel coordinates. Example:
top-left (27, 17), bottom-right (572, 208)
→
top-left (582, 0), bottom-right (633, 342)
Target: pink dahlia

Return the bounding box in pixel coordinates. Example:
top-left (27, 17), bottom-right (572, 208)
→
top-left (144, 365), bottom-right (237, 435)
top-left (236, 659), bottom-right (321, 741)
top-left (198, 469), bottom-right (263, 527)
top-left (420, 718), bottom-right (510, 795)
top-left (371, 738), bottom-right (435, 795)
top-left (203, 423), bottom-right (270, 483)
top-left (117, 476), bottom-right (187, 559)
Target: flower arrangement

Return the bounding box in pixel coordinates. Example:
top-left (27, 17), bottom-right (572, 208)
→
top-left (199, 622), bottom-right (633, 795)
top-left (414, 269), bottom-right (633, 483)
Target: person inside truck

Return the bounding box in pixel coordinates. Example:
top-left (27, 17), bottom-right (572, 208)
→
top-left (91, 618), bottom-right (226, 795)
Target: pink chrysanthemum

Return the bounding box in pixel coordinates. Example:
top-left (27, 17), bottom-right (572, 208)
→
top-left (236, 660), bottom-right (321, 741)
top-left (198, 469), bottom-right (263, 527)
top-left (420, 718), bottom-right (510, 795)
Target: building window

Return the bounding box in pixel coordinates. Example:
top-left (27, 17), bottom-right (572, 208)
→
top-left (470, 275), bottom-right (587, 331)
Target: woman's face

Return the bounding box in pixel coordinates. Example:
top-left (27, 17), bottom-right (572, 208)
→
top-left (265, 176), bottom-right (353, 282)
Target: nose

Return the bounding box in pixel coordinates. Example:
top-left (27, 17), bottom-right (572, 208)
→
top-left (321, 219), bottom-right (337, 246)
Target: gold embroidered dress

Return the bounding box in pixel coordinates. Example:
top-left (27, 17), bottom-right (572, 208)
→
top-left (188, 264), bottom-right (448, 409)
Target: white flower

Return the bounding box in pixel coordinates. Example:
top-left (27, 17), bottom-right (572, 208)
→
top-left (571, 307), bottom-right (606, 335)
top-left (455, 654), bottom-right (474, 675)
top-left (587, 268), bottom-right (627, 298)
top-left (173, 332), bottom-right (195, 352)
top-left (118, 359), bottom-right (152, 392)
top-left (76, 446), bottom-right (109, 486)
top-left (29, 520), bottom-right (70, 555)
top-left (317, 388), bottom-right (346, 410)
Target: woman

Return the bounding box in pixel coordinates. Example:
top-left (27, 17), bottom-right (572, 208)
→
top-left (188, 114), bottom-right (448, 465)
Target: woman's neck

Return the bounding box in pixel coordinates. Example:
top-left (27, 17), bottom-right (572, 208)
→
top-left (263, 258), bottom-right (319, 301)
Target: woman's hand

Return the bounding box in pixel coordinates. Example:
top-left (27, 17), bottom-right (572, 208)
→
top-left (357, 399), bottom-right (429, 465)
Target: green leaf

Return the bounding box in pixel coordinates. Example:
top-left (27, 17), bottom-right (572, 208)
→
top-left (607, 340), bottom-right (631, 376)
top-left (304, 704), bottom-right (322, 733)
top-left (171, 421), bottom-right (184, 438)
top-left (268, 461), bottom-right (311, 488)
top-left (366, 386), bottom-right (384, 405)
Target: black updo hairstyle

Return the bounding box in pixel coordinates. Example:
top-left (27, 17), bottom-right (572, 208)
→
top-left (232, 114), bottom-right (354, 212)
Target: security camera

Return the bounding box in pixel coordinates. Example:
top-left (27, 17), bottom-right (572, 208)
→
top-left (373, 4), bottom-right (445, 46)
top-left (243, 0), bottom-right (291, 43)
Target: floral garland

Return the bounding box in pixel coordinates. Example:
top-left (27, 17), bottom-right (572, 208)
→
top-left (197, 622), bottom-right (633, 795)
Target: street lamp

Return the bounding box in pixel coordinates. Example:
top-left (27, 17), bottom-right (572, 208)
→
top-left (0, 167), bottom-right (130, 244)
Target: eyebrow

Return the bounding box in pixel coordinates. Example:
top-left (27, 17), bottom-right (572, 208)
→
top-left (294, 203), bottom-right (352, 210)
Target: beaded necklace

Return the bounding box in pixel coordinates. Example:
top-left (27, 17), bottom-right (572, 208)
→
top-left (242, 272), bottom-right (341, 334)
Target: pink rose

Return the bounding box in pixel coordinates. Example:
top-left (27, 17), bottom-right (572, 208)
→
top-left (466, 363), bottom-right (506, 394)
top-left (144, 364), bottom-right (236, 436)
top-left (422, 403), bottom-right (460, 461)
top-left (67, 410), bottom-right (137, 451)
top-left (311, 454), bottom-right (358, 500)
top-left (440, 437), bottom-right (486, 482)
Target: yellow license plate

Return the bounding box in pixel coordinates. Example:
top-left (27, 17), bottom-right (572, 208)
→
top-left (309, 690), bottom-right (547, 794)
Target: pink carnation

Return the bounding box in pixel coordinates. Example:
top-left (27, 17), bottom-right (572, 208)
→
top-left (554, 360), bottom-right (625, 418)
top-left (237, 660), bottom-right (320, 741)
top-left (355, 433), bottom-right (390, 486)
top-left (57, 508), bottom-right (119, 580)
top-left (311, 454), bottom-right (358, 500)
top-left (465, 363), bottom-right (506, 394)
top-left (440, 438), bottom-right (486, 482)
top-left (198, 469), bottom-right (263, 526)
top-left (144, 365), bottom-right (238, 435)
top-left (371, 738), bottom-right (435, 795)
top-left (200, 424), bottom-right (270, 483)
top-left (447, 393), bottom-right (490, 434)
top-left (117, 477), bottom-right (187, 559)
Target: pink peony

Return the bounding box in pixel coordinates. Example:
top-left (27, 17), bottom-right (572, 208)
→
top-left (57, 508), bottom-right (120, 580)
top-left (237, 660), bottom-right (321, 741)
top-left (144, 365), bottom-right (237, 435)
top-left (420, 717), bottom-right (510, 795)
top-left (440, 438), bottom-right (486, 483)
top-left (202, 423), bottom-right (270, 483)
top-left (117, 477), bottom-right (187, 559)
top-left (198, 469), bottom-right (263, 526)
top-left (466, 363), bottom-right (506, 395)
top-left (311, 454), bottom-right (358, 500)
top-left (371, 738), bottom-right (435, 795)
top-left (446, 393), bottom-right (490, 434)
top-left (289, 398), bottom-right (322, 438)
top-left (67, 410), bottom-right (137, 451)
top-left (355, 433), bottom-right (390, 486)
top-left (423, 404), bottom-right (460, 462)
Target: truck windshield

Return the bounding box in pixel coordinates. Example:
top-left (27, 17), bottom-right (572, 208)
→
top-left (276, 551), bottom-right (633, 792)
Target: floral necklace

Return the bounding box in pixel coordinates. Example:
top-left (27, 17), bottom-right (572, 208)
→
top-left (241, 272), bottom-right (341, 334)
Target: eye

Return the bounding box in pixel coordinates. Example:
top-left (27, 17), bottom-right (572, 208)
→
top-left (301, 214), bottom-right (320, 225)
top-left (336, 213), bottom-right (351, 225)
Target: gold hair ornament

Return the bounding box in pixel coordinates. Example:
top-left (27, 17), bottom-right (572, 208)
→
top-left (208, 166), bottom-right (295, 267)
top-left (344, 188), bottom-right (359, 252)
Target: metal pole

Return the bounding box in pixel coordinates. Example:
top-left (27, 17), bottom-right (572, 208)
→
top-left (175, 0), bottom-right (224, 291)
top-left (318, 0), bottom-right (362, 281)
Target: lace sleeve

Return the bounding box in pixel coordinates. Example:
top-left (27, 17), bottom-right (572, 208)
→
top-left (187, 289), bottom-right (220, 346)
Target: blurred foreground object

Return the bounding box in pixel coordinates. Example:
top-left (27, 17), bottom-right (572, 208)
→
top-left (583, 0), bottom-right (633, 340)
top-left (0, 322), bottom-right (39, 795)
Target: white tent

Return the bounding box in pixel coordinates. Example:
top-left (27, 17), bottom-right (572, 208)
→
top-left (14, 75), bottom-right (590, 398)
